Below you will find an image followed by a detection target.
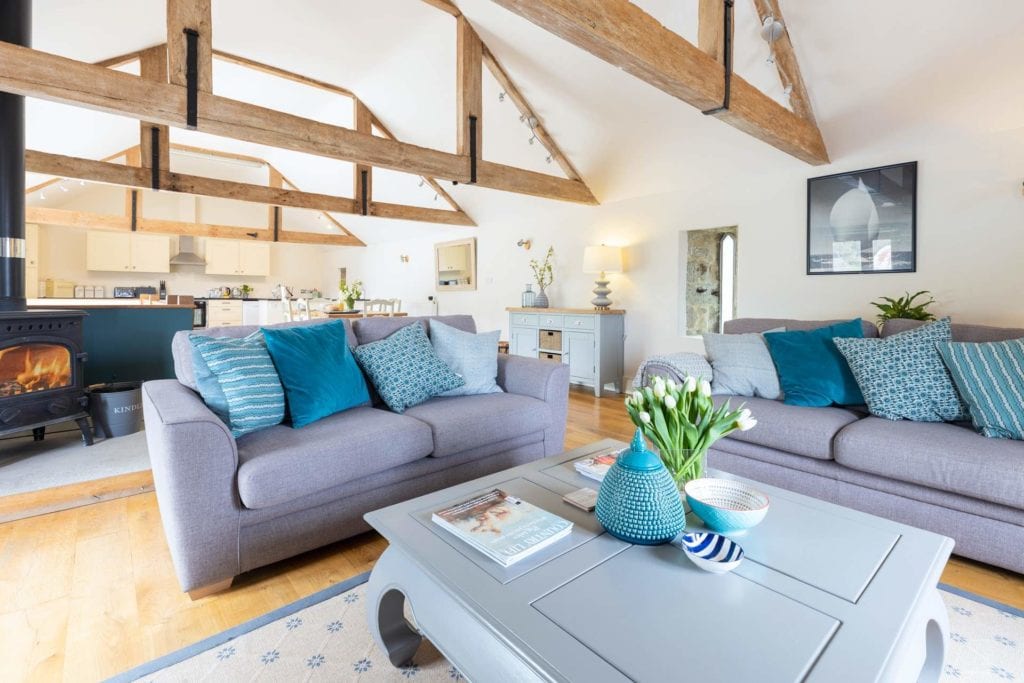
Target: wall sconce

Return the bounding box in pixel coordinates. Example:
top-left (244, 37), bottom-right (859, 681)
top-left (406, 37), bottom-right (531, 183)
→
top-left (517, 239), bottom-right (532, 250)
top-left (399, 255), bottom-right (409, 263)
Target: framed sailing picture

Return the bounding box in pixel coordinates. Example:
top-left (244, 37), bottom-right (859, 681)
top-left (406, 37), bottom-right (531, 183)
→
top-left (807, 161), bottom-right (917, 275)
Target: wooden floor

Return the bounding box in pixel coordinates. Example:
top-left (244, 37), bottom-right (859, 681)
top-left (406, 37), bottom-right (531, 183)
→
top-left (2, 388), bottom-right (1022, 681)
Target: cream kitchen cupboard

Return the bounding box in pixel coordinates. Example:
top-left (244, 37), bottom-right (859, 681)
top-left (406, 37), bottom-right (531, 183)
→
top-left (205, 299), bottom-right (243, 327)
top-left (205, 239), bottom-right (270, 277)
top-left (86, 231), bottom-right (170, 273)
top-left (25, 223), bottom-right (39, 295)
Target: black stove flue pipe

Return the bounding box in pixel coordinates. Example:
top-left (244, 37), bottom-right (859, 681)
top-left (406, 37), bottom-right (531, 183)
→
top-left (0, 0), bottom-right (31, 311)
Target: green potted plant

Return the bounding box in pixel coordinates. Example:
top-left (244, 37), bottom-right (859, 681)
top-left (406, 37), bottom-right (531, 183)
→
top-left (529, 246), bottom-right (555, 308)
top-left (339, 279), bottom-right (363, 311)
top-left (870, 290), bottom-right (936, 330)
top-left (625, 375), bottom-right (756, 489)
top-left (240, 284), bottom-right (253, 299)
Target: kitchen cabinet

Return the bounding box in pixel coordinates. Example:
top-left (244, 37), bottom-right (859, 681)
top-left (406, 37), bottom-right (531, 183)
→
top-left (506, 307), bottom-right (625, 397)
top-left (86, 231), bottom-right (170, 273)
top-left (205, 239), bottom-right (270, 277)
top-left (205, 299), bottom-right (243, 327)
top-left (25, 223), bottom-right (39, 295)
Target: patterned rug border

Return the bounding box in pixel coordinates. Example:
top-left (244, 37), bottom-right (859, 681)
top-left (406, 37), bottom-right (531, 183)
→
top-left (105, 570), bottom-right (372, 683)
top-left (106, 574), bottom-right (1024, 682)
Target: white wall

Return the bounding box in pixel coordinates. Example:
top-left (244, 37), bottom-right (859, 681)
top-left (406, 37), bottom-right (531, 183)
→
top-left (327, 119), bottom-right (1024, 378)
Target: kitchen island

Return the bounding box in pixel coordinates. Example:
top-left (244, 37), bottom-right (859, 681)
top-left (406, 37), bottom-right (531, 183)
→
top-left (28, 299), bottom-right (193, 385)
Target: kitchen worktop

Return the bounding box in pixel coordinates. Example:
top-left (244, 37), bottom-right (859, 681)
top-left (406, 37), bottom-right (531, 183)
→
top-left (28, 298), bottom-right (194, 309)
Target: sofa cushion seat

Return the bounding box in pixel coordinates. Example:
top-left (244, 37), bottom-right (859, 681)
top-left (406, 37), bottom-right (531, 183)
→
top-left (235, 406), bottom-right (433, 509)
top-left (404, 393), bottom-right (552, 458)
top-left (834, 417), bottom-right (1024, 509)
top-left (716, 396), bottom-right (864, 460)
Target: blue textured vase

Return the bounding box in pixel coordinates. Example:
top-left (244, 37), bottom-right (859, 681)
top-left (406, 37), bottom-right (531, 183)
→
top-left (595, 428), bottom-right (687, 545)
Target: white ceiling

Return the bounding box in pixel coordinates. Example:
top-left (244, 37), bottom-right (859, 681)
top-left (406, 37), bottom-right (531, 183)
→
top-left (23, 0), bottom-right (1024, 244)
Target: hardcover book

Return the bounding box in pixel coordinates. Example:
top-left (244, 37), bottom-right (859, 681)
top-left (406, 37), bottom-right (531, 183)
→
top-left (432, 489), bottom-right (573, 567)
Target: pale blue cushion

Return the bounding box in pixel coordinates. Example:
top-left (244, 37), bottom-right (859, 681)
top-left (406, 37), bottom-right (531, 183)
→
top-left (353, 323), bottom-right (464, 413)
top-left (938, 338), bottom-right (1024, 440)
top-left (189, 331), bottom-right (285, 438)
top-left (429, 319), bottom-right (503, 397)
top-left (834, 318), bottom-right (968, 422)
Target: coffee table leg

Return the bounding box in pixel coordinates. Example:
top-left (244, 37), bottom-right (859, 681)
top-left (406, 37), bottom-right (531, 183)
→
top-left (366, 548), bottom-right (422, 667)
top-left (917, 590), bottom-right (948, 683)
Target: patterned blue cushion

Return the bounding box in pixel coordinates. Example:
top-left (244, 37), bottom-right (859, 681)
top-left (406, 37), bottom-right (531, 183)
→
top-left (834, 318), bottom-right (968, 422)
top-left (189, 331), bottom-right (285, 438)
top-left (937, 338), bottom-right (1024, 439)
top-left (353, 323), bottom-right (464, 413)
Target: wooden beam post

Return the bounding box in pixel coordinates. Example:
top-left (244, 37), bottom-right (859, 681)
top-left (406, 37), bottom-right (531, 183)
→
top-left (751, 0), bottom-right (816, 123)
top-left (489, 0), bottom-right (828, 165)
top-left (268, 165), bottom-right (282, 237)
top-left (167, 0), bottom-right (212, 91)
top-left (353, 100), bottom-right (373, 213)
top-left (138, 45), bottom-right (171, 172)
top-left (697, 0), bottom-right (731, 66)
top-left (456, 16), bottom-right (483, 159)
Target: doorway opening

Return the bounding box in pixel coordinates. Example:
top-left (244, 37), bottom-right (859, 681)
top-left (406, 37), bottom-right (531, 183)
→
top-left (682, 226), bottom-right (738, 335)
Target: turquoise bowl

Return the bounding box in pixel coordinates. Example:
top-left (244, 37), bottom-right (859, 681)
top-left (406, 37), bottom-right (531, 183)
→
top-left (684, 478), bottom-right (769, 533)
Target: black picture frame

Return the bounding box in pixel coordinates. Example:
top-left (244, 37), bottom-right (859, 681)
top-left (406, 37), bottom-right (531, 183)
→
top-left (806, 161), bottom-right (917, 275)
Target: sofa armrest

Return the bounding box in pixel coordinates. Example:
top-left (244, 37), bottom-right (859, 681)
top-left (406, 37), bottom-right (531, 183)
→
top-left (497, 355), bottom-right (570, 455)
top-left (142, 380), bottom-right (242, 592)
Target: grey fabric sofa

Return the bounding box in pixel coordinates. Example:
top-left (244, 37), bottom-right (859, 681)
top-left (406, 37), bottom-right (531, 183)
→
top-left (643, 317), bottom-right (1024, 574)
top-left (143, 315), bottom-right (570, 596)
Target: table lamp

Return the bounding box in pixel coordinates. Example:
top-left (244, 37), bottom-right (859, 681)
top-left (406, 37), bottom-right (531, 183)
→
top-left (582, 245), bottom-right (623, 309)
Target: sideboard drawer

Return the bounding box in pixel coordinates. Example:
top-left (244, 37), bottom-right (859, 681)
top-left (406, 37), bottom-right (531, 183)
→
top-left (510, 313), bottom-right (538, 327)
top-left (564, 315), bottom-right (595, 330)
top-left (537, 313), bottom-right (564, 328)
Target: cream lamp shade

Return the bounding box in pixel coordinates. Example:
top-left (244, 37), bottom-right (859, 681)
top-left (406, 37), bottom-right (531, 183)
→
top-left (582, 245), bottom-right (623, 309)
top-left (583, 245), bottom-right (623, 275)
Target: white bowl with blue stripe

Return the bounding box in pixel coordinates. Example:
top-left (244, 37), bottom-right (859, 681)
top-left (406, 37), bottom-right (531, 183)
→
top-left (678, 532), bottom-right (745, 573)
top-left (684, 478), bottom-right (770, 533)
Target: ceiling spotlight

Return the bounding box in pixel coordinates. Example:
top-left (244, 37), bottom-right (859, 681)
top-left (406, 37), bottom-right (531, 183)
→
top-left (434, 193), bottom-right (439, 201)
top-left (760, 15), bottom-right (785, 65)
top-left (528, 135), bottom-right (537, 145)
top-left (418, 178), bottom-right (425, 187)
top-left (545, 155), bottom-right (552, 164)
top-left (58, 182), bottom-right (69, 193)
top-left (519, 114), bottom-right (526, 123)
top-left (78, 179), bottom-right (86, 186)
top-left (527, 116), bottom-right (538, 129)
top-left (782, 84), bottom-right (793, 97)
top-left (39, 191), bottom-right (46, 200)
top-left (498, 91), bottom-right (506, 102)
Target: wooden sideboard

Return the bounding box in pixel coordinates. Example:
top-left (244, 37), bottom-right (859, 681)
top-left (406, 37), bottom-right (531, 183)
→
top-left (506, 307), bottom-right (625, 397)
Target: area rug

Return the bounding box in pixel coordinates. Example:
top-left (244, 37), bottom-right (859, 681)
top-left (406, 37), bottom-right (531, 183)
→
top-left (111, 574), bottom-right (1023, 682)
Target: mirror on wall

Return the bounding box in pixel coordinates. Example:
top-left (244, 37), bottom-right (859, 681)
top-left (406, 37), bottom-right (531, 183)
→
top-left (435, 238), bottom-right (477, 291)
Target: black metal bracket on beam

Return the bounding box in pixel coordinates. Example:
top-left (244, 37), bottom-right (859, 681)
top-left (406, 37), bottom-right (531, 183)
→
top-left (468, 115), bottom-right (478, 184)
top-left (272, 206), bottom-right (280, 242)
top-left (360, 170), bottom-right (369, 216)
top-left (184, 28), bottom-right (199, 129)
top-left (150, 126), bottom-right (161, 190)
top-left (130, 191), bottom-right (138, 231)
top-left (701, 0), bottom-right (735, 116)
top-left (245, 232), bottom-right (258, 239)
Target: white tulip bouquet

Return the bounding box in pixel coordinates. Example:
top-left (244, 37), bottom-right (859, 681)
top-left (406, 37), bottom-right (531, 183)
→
top-left (625, 375), bottom-right (757, 486)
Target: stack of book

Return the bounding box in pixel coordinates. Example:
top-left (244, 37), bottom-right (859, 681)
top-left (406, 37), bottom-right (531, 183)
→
top-left (573, 448), bottom-right (621, 482)
top-left (432, 489), bottom-right (573, 567)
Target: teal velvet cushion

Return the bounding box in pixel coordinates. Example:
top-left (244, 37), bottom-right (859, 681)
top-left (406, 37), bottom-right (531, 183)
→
top-left (353, 322), bottom-right (464, 413)
top-left (262, 321), bottom-right (370, 428)
top-left (937, 338), bottom-right (1024, 440)
top-left (834, 318), bottom-right (968, 422)
top-left (429, 319), bottom-right (503, 396)
top-left (763, 319), bottom-right (866, 407)
top-left (189, 331), bottom-right (286, 438)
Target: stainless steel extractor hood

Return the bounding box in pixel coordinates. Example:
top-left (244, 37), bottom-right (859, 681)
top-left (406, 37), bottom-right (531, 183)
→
top-left (170, 236), bottom-right (206, 266)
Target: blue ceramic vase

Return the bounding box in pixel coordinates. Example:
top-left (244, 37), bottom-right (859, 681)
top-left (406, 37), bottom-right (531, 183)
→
top-left (595, 428), bottom-right (687, 545)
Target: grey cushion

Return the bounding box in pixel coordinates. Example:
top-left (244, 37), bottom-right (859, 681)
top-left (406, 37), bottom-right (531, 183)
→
top-left (882, 318), bottom-right (1024, 342)
top-left (429, 319), bottom-right (503, 396)
top-left (404, 392), bottom-right (553, 458)
top-left (235, 406), bottom-right (433, 509)
top-left (704, 330), bottom-right (783, 399)
top-left (725, 318), bottom-right (878, 338)
top-left (715, 396), bottom-right (864, 460)
top-left (174, 318), bottom-right (354, 391)
top-left (834, 417), bottom-right (1024, 509)
top-left (351, 314), bottom-right (475, 345)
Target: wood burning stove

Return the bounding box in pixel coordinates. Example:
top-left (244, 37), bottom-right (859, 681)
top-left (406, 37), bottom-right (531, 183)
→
top-left (0, 0), bottom-right (92, 445)
top-left (0, 310), bottom-right (92, 444)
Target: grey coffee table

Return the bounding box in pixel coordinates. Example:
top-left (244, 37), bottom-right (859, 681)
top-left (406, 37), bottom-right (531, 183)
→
top-left (364, 439), bottom-right (953, 682)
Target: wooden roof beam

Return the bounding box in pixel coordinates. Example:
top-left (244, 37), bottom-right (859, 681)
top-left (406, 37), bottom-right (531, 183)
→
top-left (0, 42), bottom-right (595, 202)
top-left (489, 0), bottom-right (829, 165)
top-left (751, 0), bottom-right (816, 124)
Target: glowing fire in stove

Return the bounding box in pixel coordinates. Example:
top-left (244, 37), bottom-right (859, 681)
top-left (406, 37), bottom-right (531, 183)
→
top-left (0, 344), bottom-right (72, 396)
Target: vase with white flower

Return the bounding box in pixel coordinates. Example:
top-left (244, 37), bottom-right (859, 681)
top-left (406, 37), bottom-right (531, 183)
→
top-left (338, 279), bottom-right (363, 311)
top-left (625, 375), bottom-right (757, 490)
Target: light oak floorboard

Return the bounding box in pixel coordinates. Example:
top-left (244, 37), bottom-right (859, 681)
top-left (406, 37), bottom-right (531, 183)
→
top-left (0, 388), bottom-right (1020, 681)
